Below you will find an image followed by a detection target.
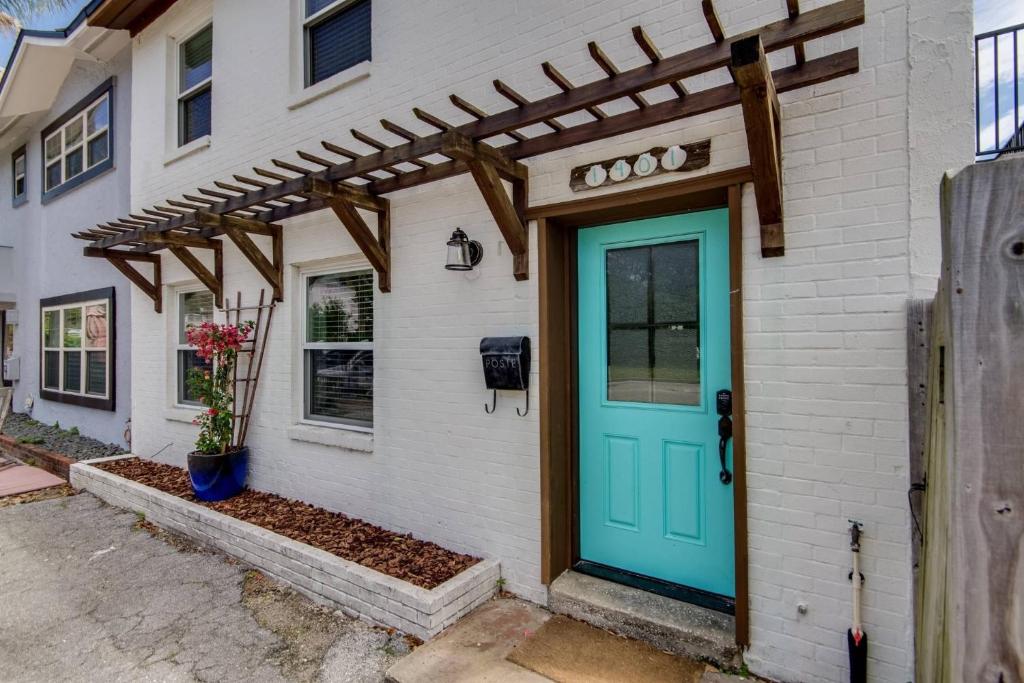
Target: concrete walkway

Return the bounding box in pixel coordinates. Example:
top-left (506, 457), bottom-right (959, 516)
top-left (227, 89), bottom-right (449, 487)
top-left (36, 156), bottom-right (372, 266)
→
top-left (0, 493), bottom-right (406, 682)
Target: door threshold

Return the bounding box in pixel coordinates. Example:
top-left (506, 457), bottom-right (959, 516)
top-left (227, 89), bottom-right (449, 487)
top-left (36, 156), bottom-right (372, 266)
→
top-left (550, 569), bottom-right (740, 667)
top-left (574, 560), bottom-right (735, 615)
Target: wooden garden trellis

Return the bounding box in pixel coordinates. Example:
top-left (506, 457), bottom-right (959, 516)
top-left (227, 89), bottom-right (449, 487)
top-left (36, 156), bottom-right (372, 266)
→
top-left (224, 290), bottom-right (275, 449)
top-left (73, 0), bottom-right (864, 309)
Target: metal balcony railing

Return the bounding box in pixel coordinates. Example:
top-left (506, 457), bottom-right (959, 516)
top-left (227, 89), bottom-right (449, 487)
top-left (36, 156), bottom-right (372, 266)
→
top-left (976, 22), bottom-right (1024, 157)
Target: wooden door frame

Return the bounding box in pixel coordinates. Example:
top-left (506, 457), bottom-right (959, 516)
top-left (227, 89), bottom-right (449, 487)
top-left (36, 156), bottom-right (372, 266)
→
top-left (532, 167), bottom-right (751, 646)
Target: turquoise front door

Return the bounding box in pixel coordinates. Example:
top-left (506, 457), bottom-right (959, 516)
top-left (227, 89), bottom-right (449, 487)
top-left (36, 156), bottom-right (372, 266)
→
top-left (577, 209), bottom-right (734, 599)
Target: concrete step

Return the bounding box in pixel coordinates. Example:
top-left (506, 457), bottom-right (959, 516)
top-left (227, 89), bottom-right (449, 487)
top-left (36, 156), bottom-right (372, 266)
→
top-left (548, 570), bottom-right (741, 669)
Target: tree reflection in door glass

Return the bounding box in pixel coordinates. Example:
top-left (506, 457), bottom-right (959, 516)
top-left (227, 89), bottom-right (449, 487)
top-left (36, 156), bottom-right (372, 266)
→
top-left (606, 240), bottom-right (700, 405)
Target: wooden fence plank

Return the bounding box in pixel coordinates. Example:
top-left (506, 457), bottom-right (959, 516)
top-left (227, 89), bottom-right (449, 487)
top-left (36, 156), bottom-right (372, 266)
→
top-left (942, 158), bottom-right (1024, 682)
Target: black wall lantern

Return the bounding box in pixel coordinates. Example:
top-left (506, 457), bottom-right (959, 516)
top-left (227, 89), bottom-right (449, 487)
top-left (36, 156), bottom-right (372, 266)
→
top-left (446, 228), bottom-right (483, 271)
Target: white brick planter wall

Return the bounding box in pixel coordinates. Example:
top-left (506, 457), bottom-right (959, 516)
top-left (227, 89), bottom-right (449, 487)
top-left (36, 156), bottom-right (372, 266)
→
top-left (71, 457), bottom-right (500, 640)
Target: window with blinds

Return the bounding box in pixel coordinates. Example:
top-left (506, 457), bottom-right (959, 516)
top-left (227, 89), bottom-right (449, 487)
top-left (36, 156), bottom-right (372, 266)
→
top-left (303, 269), bottom-right (374, 428)
top-left (178, 24), bottom-right (213, 146)
top-left (40, 293), bottom-right (112, 407)
top-left (177, 290), bottom-right (214, 405)
top-left (304, 0), bottom-right (371, 87)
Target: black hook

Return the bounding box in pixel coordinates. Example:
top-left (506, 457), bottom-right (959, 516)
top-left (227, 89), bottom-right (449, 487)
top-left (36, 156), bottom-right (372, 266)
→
top-left (517, 391), bottom-right (529, 417)
top-left (484, 389), bottom-right (497, 414)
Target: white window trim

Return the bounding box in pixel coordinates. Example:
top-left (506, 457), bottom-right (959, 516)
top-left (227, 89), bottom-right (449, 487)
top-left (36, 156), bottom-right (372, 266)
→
top-left (288, 0), bottom-right (371, 107)
top-left (174, 286), bottom-right (215, 409)
top-left (43, 93), bottom-right (110, 193)
top-left (41, 298), bottom-right (111, 400)
top-left (13, 150), bottom-right (26, 199)
top-left (299, 263), bottom-right (374, 433)
top-left (176, 22), bottom-right (213, 148)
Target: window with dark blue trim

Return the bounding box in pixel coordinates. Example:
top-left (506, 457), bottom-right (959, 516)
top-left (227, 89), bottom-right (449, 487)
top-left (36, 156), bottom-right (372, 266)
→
top-left (40, 79), bottom-right (113, 203)
top-left (304, 0), bottom-right (371, 87)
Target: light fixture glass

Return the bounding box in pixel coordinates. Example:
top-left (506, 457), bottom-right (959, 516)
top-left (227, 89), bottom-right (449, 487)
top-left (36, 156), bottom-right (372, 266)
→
top-left (445, 228), bottom-right (483, 271)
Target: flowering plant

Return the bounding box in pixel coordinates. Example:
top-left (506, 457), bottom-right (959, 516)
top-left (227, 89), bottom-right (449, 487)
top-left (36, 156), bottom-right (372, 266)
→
top-left (185, 320), bottom-right (255, 455)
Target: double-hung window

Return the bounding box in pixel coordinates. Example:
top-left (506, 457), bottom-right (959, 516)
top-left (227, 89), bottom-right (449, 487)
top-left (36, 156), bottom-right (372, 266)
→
top-left (41, 84), bottom-right (111, 200)
top-left (304, 0), bottom-right (372, 87)
top-left (40, 288), bottom-right (114, 410)
top-left (302, 269), bottom-right (374, 429)
top-left (11, 147), bottom-right (26, 205)
top-left (178, 24), bottom-right (213, 146)
top-left (176, 290), bottom-right (214, 405)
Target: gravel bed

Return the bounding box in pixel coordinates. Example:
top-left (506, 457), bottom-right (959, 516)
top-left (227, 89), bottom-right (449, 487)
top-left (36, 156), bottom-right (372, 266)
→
top-left (1, 413), bottom-right (127, 461)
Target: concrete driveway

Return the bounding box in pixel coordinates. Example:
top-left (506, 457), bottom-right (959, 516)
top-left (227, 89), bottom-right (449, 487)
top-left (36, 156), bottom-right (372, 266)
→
top-left (0, 492), bottom-right (407, 683)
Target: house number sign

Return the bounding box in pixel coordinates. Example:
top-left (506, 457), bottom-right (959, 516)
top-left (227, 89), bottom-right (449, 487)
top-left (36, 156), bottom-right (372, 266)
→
top-left (569, 139), bottom-right (710, 192)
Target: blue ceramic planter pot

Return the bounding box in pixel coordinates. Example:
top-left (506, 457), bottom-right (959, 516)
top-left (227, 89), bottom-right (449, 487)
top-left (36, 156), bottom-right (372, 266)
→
top-left (187, 447), bottom-right (249, 502)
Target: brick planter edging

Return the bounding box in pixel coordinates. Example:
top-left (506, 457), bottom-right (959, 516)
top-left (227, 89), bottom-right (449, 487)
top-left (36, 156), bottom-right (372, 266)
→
top-left (0, 434), bottom-right (76, 480)
top-left (71, 457), bottom-right (499, 640)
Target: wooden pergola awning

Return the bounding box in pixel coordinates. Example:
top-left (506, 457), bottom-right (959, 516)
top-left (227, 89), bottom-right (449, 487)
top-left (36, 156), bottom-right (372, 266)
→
top-left (74, 0), bottom-right (864, 311)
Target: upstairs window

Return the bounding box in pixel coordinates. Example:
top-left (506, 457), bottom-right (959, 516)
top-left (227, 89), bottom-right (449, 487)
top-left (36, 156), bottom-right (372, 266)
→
top-left (41, 84), bottom-right (112, 201)
top-left (304, 0), bottom-right (371, 87)
top-left (11, 147), bottom-right (25, 206)
top-left (178, 24), bottom-right (213, 146)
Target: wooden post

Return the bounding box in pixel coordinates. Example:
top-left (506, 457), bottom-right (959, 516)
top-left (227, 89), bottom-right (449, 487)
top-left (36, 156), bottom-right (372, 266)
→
top-left (731, 35), bottom-right (784, 257)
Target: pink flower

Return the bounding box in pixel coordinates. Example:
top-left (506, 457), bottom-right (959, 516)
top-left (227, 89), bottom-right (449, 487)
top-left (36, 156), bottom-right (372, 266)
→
top-left (208, 408), bottom-right (218, 416)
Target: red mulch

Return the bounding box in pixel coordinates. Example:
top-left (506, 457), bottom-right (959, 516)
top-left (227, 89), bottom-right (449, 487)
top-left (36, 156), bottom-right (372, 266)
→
top-left (95, 457), bottom-right (479, 589)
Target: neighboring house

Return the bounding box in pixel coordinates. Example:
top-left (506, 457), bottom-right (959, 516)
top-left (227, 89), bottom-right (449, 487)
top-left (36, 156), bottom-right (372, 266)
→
top-left (76, 0), bottom-right (975, 681)
top-left (0, 6), bottom-right (132, 443)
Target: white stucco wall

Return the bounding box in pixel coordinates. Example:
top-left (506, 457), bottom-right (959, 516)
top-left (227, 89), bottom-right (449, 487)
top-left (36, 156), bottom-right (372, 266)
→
top-left (125, 1), bottom-right (975, 681)
top-left (0, 47), bottom-right (133, 445)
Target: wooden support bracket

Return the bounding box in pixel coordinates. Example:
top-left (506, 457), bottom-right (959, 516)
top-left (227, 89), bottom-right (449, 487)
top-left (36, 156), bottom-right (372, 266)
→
top-left (85, 248), bottom-right (163, 313)
top-left (168, 241), bottom-right (224, 306)
top-left (307, 178), bottom-right (392, 293)
top-left (221, 223), bottom-right (283, 302)
top-left (440, 131), bottom-right (530, 280)
top-left (732, 35), bottom-right (784, 257)
top-left (195, 212), bottom-right (283, 300)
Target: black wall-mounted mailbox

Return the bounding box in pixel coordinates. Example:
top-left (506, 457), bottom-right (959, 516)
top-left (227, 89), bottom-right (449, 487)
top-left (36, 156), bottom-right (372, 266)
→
top-left (480, 336), bottom-right (531, 391)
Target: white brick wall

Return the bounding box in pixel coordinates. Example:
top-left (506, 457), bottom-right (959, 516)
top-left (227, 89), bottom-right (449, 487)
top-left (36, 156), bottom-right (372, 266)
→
top-left (125, 1), bottom-right (974, 681)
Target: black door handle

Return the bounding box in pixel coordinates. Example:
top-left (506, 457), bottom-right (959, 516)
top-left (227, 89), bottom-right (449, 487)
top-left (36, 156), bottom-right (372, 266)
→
top-left (718, 416), bottom-right (733, 485)
top-left (716, 389), bottom-right (733, 485)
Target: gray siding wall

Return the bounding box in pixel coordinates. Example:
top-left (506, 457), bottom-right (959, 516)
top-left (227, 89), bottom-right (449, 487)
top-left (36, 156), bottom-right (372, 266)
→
top-left (0, 46), bottom-right (132, 446)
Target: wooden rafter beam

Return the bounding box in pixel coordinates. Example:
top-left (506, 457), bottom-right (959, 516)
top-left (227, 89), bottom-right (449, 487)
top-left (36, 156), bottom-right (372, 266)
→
top-left (140, 232), bottom-right (220, 250)
top-left (78, 0), bottom-right (863, 252)
top-left (632, 26), bottom-right (688, 98)
top-left (84, 248), bottom-right (162, 312)
top-left (441, 131), bottom-right (529, 280)
top-left (786, 0), bottom-right (807, 65)
top-left (439, 131), bottom-right (528, 181)
top-left (732, 35), bottom-right (784, 257)
top-left (588, 41), bottom-right (649, 108)
top-left (196, 211), bottom-right (277, 237)
top-left (366, 49), bottom-right (857, 196)
top-left (541, 62), bottom-right (606, 119)
top-left (305, 177), bottom-right (388, 213)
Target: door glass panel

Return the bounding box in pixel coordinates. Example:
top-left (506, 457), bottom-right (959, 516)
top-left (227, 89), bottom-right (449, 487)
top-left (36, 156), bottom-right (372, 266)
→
top-left (606, 247), bottom-right (648, 325)
top-left (606, 239), bottom-right (700, 406)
